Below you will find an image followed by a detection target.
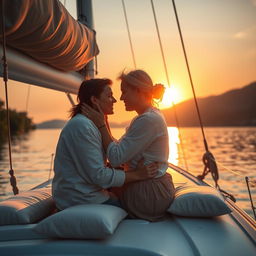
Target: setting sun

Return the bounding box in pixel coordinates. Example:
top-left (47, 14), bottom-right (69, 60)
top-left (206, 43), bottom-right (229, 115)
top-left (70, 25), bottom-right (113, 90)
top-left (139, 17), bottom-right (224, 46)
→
top-left (158, 86), bottom-right (182, 109)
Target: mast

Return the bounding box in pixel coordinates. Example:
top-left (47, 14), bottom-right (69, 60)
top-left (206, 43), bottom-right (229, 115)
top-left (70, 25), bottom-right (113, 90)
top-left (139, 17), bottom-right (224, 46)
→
top-left (77, 0), bottom-right (95, 79)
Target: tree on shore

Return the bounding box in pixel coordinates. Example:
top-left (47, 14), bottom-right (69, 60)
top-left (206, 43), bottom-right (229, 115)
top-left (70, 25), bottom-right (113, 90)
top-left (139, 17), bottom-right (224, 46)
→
top-left (0, 99), bottom-right (35, 144)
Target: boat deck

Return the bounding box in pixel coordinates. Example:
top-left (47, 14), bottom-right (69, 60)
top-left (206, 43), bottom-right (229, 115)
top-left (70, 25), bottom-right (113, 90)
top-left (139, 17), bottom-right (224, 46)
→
top-left (0, 168), bottom-right (255, 256)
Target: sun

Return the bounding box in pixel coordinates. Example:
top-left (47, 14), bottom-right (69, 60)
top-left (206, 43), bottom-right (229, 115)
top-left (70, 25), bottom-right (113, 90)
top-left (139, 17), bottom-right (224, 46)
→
top-left (158, 86), bottom-right (181, 109)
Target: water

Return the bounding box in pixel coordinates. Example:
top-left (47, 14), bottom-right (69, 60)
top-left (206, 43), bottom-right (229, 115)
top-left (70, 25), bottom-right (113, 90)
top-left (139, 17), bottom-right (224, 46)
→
top-left (0, 127), bottom-right (255, 218)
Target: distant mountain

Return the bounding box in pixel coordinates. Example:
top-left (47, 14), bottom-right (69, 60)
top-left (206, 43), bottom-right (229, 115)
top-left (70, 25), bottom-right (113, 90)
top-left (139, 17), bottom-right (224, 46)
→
top-left (161, 81), bottom-right (256, 126)
top-left (36, 119), bottom-right (67, 129)
top-left (36, 119), bottom-right (129, 129)
top-left (109, 121), bottom-right (130, 128)
top-left (36, 82), bottom-right (256, 128)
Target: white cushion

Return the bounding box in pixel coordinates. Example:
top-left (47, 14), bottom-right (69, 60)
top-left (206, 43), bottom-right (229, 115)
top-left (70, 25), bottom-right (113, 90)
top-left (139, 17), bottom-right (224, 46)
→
top-left (0, 188), bottom-right (55, 225)
top-left (34, 204), bottom-right (128, 239)
top-left (167, 185), bottom-right (232, 217)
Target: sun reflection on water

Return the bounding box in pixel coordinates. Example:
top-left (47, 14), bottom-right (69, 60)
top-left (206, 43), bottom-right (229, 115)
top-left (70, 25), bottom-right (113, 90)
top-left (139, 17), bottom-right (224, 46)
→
top-left (0, 127), bottom-right (255, 218)
top-left (167, 127), bottom-right (180, 166)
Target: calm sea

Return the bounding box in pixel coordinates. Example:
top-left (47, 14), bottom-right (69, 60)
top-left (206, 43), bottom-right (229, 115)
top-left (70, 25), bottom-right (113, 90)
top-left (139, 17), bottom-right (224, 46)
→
top-left (0, 127), bottom-right (255, 218)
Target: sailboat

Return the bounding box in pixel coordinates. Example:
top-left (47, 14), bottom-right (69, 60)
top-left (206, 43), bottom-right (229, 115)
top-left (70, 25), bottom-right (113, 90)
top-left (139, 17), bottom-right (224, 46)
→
top-left (0, 0), bottom-right (255, 255)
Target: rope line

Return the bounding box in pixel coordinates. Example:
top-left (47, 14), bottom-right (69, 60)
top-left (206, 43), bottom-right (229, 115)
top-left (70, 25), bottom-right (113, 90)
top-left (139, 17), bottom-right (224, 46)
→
top-left (245, 176), bottom-right (256, 219)
top-left (170, 0), bottom-right (224, 191)
top-left (171, 0), bottom-right (209, 152)
top-left (150, 0), bottom-right (170, 86)
top-left (214, 159), bottom-right (246, 177)
top-left (149, 2), bottom-right (174, 96)
top-left (183, 156), bottom-right (256, 186)
top-left (48, 153), bottom-right (54, 180)
top-left (207, 156), bottom-right (256, 186)
top-left (150, 0), bottom-right (189, 171)
top-left (66, 93), bottom-right (75, 106)
top-left (24, 156), bottom-right (55, 169)
top-left (25, 85), bottom-right (31, 113)
top-left (121, 0), bottom-right (137, 69)
top-left (1, 0), bottom-right (19, 195)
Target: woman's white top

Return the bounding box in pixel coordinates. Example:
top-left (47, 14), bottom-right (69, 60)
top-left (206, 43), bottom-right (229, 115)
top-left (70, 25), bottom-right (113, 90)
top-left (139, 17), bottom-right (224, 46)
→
top-left (107, 108), bottom-right (169, 177)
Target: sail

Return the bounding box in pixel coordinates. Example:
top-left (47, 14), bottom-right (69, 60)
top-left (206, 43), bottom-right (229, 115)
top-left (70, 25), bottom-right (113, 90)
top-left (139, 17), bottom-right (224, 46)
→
top-left (0, 0), bottom-right (99, 72)
top-left (0, 46), bottom-right (83, 94)
top-left (0, 0), bottom-right (99, 94)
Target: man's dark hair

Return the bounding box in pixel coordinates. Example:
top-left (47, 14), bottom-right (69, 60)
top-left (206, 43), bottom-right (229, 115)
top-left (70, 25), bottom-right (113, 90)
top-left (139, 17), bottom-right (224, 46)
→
top-left (70, 78), bottom-right (112, 118)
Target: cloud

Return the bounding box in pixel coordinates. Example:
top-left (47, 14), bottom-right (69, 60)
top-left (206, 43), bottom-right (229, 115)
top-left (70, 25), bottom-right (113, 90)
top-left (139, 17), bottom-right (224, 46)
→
top-left (233, 24), bottom-right (256, 60)
top-left (233, 25), bottom-right (256, 40)
top-left (234, 31), bottom-right (246, 39)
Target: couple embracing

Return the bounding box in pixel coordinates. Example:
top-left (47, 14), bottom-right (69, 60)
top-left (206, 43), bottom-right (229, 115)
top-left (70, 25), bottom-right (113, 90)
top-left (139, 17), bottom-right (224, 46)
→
top-left (52, 70), bottom-right (175, 222)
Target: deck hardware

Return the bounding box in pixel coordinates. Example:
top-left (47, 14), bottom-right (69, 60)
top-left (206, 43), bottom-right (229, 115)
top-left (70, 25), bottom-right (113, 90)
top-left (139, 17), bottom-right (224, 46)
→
top-left (245, 176), bottom-right (256, 220)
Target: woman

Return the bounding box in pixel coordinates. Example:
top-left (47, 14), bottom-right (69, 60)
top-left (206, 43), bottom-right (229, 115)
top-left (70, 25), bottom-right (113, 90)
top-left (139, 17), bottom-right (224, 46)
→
top-left (82, 70), bottom-right (175, 221)
top-left (52, 78), bottom-right (158, 211)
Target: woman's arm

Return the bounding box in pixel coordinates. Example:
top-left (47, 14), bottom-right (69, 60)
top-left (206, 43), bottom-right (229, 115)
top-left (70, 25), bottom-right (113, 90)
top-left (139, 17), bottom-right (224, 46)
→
top-left (81, 103), bottom-right (114, 151)
top-left (81, 103), bottom-right (158, 167)
top-left (107, 115), bottom-right (156, 167)
top-left (98, 124), bottom-right (115, 151)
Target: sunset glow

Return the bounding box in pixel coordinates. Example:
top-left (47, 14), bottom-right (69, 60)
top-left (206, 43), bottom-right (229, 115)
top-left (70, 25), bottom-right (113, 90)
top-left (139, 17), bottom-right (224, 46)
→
top-left (1, 0), bottom-right (255, 124)
top-left (158, 86), bottom-right (182, 109)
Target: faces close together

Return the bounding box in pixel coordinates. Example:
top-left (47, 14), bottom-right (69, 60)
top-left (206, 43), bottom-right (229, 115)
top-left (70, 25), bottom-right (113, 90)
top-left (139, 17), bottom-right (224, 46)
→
top-left (93, 82), bottom-right (146, 115)
top-left (94, 85), bottom-right (116, 115)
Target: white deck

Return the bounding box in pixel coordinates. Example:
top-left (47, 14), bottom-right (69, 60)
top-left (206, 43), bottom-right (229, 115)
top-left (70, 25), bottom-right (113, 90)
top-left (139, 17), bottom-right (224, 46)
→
top-left (0, 167), bottom-right (255, 256)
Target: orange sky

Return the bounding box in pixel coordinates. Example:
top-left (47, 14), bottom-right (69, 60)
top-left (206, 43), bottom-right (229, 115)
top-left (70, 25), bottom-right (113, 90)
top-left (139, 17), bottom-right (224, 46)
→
top-left (0, 0), bottom-right (255, 124)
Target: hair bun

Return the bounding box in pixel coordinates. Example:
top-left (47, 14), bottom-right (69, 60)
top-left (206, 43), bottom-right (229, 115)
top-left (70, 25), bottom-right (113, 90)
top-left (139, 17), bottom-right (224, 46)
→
top-left (152, 83), bottom-right (165, 99)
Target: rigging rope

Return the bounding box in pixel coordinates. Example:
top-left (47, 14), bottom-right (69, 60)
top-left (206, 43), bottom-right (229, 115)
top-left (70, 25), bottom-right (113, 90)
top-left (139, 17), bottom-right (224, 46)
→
top-left (150, 0), bottom-right (189, 171)
top-left (245, 176), bottom-right (256, 220)
top-left (48, 153), bottom-right (54, 180)
top-left (66, 93), bottom-right (75, 106)
top-left (171, 0), bottom-right (208, 151)
top-left (150, 0), bottom-right (170, 87)
top-left (190, 155), bottom-right (256, 186)
top-left (25, 85), bottom-right (31, 113)
top-left (210, 155), bottom-right (256, 186)
top-left (171, 0), bottom-right (221, 188)
top-left (121, 0), bottom-right (137, 69)
top-left (1, 0), bottom-right (19, 195)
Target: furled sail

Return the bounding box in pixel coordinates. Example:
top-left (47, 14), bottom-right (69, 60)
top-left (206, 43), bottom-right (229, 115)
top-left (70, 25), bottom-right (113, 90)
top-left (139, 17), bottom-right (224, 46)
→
top-left (0, 0), bottom-right (99, 71)
top-left (0, 46), bottom-right (83, 94)
top-left (0, 0), bottom-right (99, 94)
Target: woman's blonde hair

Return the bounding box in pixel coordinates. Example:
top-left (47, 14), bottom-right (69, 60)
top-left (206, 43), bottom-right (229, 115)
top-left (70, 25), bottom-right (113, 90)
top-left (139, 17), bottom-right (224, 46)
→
top-left (118, 70), bottom-right (165, 102)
